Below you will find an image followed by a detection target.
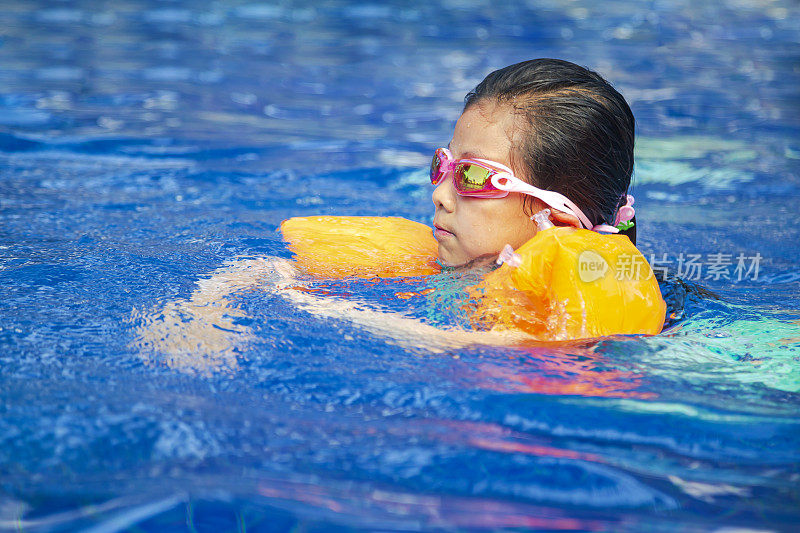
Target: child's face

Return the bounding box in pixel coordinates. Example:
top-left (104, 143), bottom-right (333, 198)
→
top-left (432, 102), bottom-right (540, 267)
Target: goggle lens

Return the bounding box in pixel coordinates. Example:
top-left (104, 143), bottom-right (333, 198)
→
top-left (455, 163), bottom-right (490, 191)
top-left (430, 148), bottom-right (449, 185)
top-left (454, 162), bottom-right (506, 197)
top-left (429, 149), bottom-right (508, 198)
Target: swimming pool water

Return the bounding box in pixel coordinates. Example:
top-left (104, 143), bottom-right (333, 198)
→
top-left (1, 0), bottom-right (799, 531)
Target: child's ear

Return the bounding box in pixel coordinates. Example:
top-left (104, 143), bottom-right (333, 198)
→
top-left (549, 209), bottom-right (582, 229)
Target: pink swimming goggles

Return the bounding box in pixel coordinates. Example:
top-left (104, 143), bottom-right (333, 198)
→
top-left (430, 147), bottom-right (634, 233)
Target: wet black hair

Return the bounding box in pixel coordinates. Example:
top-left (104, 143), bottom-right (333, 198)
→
top-left (464, 58), bottom-right (636, 244)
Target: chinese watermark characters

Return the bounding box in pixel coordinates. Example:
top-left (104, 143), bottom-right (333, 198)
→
top-left (647, 252), bottom-right (762, 282)
top-left (578, 250), bottom-right (763, 282)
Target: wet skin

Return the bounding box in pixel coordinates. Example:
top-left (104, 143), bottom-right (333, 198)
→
top-left (432, 101), bottom-right (540, 267)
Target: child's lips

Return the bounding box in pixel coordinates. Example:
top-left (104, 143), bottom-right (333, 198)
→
top-left (434, 225), bottom-right (454, 240)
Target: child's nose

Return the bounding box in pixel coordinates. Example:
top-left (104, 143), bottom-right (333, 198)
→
top-left (431, 174), bottom-right (457, 213)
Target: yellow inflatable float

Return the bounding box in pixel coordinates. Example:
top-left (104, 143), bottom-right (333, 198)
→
top-left (280, 215), bottom-right (665, 341)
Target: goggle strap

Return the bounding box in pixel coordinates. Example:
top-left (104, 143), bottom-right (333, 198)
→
top-left (490, 174), bottom-right (594, 229)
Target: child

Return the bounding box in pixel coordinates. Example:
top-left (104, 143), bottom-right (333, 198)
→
top-left (431, 58), bottom-right (637, 267)
top-left (133, 59), bottom-right (654, 373)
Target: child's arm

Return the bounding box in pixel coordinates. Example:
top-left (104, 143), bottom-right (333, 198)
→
top-left (131, 256), bottom-right (531, 374)
top-left (271, 269), bottom-right (531, 352)
top-left (130, 257), bottom-right (291, 374)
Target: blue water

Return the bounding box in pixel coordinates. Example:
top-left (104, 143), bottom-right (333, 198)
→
top-left (2, 0), bottom-right (799, 531)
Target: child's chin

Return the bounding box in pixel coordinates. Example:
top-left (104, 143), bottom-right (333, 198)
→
top-left (437, 246), bottom-right (474, 269)
top-left (436, 245), bottom-right (461, 268)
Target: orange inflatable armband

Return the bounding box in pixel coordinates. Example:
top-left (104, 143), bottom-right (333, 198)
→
top-left (280, 216), bottom-right (440, 278)
top-left (279, 216), bottom-right (665, 339)
top-left (469, 226), bottom-right (665, 339)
